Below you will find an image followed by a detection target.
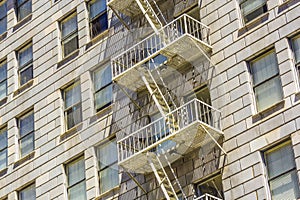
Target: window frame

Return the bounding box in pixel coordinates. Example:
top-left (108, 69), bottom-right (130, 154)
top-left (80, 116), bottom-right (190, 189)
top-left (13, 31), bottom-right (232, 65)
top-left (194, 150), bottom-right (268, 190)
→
top-left (61, 12), bottom-right (78, 58)
top-left (17, 42), bottom-right (33, 86)
top-left (63, 81), bottom-right (82, 130)
top-left (291, 34), bottom-right (300, 88)
top-left (88, 0), bottom-right (108, 39)
top-left (249, 50), bottom-right (283, 112)
top-left (18, 183), bottom-right (36, 200)
top-left (0, 60), bottom-right (7, 99)
top-left (0, 127), bottom-right (7, 170)
top-left (16, 0), bottom-right (32, 21)
top-left (0, 1), bottom-right (7, 35)
top-left (96, 137), bottom-right (119, 194)
top-left (65, 156), bottom-right (87, 200)
top-left (18, 110), bottom-right (34, 158)
top-left (195, 173), bottom-right (223, 198)
top-left (239, 0), bottom-right (268, 24)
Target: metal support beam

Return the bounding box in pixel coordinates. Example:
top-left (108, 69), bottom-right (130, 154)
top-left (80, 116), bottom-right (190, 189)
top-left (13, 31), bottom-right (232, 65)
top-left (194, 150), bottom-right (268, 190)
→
top-left (111, 7), bottom-right (131, 31)
top-left (125, 171), bottom-right (147, 194)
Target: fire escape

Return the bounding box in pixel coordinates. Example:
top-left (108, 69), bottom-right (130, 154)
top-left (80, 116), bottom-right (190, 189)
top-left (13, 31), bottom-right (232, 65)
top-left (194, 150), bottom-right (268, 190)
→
top-left (108, 0), bottom-right (226, 199)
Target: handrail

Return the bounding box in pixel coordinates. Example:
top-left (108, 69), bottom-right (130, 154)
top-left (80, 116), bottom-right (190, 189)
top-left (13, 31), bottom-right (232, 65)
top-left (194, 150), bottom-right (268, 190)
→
top-left (194, 193), bottom-right (223, 200)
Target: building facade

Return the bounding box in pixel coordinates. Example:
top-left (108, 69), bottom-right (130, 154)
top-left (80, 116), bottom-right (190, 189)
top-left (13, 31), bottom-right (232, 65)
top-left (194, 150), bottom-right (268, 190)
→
top-left (0, 0), bottom-right (300, 199)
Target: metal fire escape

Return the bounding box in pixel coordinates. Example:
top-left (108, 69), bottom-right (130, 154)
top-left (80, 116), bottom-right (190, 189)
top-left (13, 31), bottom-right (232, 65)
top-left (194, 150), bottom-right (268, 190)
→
top-left (108, 0), bottom-right (226, 199)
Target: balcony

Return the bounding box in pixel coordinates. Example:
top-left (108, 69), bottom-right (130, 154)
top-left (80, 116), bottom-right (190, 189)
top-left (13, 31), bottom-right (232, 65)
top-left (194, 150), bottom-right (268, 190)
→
top-left (117, 99), bottom-right (223, 173)
top-left (111, 14), bottom-right (212, 90)
top-left (108, 0), bottom-right (142, 17)
top-left (194, 194), bottom-right (223, 200)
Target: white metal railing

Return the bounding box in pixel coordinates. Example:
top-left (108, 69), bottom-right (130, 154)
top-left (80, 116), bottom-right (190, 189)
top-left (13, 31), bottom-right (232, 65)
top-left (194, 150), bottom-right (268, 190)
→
top-left (194, 193), bottom-right (223, 200)
top-left (111, 14), bottom-right (211, 79)
top-left (118, 99), bottom-right (221, 162)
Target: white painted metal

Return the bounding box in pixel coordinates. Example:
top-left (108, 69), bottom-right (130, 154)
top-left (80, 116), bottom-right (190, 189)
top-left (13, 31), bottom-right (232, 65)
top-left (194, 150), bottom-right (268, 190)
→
top-left (194, 193), bottom-right (223, 200)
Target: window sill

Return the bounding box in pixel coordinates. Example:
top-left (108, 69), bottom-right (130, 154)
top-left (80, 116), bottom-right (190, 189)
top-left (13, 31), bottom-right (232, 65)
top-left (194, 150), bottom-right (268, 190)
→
top-left (13, 151), bottom-right (35, 169)
top-left (95, 186), bottom-right (120, 200)
top-left (85, 29), bottom-right (110, 51)
top-left (252, 100), bottom-right (285, 123)
top-left (13, 14), bottom-right (32, 32)
top-left (238, 12), bottom-right (269, 37)
top-left (60, 122), bottom-right (83, 142)
top-left (0, 96), bottom-right (8, 107)
top-left (57, 49), bottom-right (80, 69)
top-left (89, 103), bottom-right (113, 125)
top-left (13, 79), bottom-right (35, 97)
top-left (0, 167), bottom-right (8, 177)
top-left (0, 31), bottom-right (7, 42)
top-left (278, 0), bottom-right (300, 13)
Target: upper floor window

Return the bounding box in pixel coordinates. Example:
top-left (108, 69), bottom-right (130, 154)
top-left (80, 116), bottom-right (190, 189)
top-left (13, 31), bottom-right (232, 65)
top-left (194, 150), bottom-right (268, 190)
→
top-left (18, 111), bottom-right (34, 158)
top-left (63, 81), bottom-right (82, 130)
top-left (96, 138), bottom-right (119, 194)
top-left (61, 13), bottom-right (78, 58)
top-left (250, 51), bottom-right (283, 112)
top-left (0, 60), bottom-right (7, 99)
top-left (19, 183), bottom-right (35, 200)
top-left (0, 127), bottom-right (7, 170)
top-left (291, 35), bottom-right (300, 86)
top-left (196, 174), bottom-right (223, 199)
top-left (17, 43), bottom-right (33, 86)
top-left (93, 65), bottom-right (112, 112)
top-left (0, 1), bottom-right (7, 35)
top-left (89, 0), bottom-right (108, 38)
top-left (66, 157), bottom-right (87, 200)
top-left (239, 0), bottom-right (267, 23)
top-left (17, 0), bottom-right (32, 21)
top-left (265, 142), bottom-right (300, 200)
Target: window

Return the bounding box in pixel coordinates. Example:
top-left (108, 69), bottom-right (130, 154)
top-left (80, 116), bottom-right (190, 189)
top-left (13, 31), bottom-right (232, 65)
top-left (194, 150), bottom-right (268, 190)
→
top-left (0, 60), bottom-right (7, 99)
top-left (19, 183), bottom-right (35, 200)
top-left (89, 0), bottom-right (108, 38)
top-left (16, 0), bottom-right (32, 21)
top-left (61, 13), bottom-right (78, 58)
top-left (0, 127), bottom-right (7, 170)
top-left (93, 65), bottom-right (112, 112)
top-left (196, 174), bottom-right (223, 198)
top-left (96, 138), bottom-right (119, 194)
top-left (291, 35), bottom-right (300, 86)
top-left (0, 1), bottom-right (6, 35)
top-left (18, 111), bottom-right (34, 158)
top-left (17, 43), bottom-right (33, 86)
top-left (66, 157), bottom-right (87, 200)
top-left (239, 0), bottom-right (267, 23)
top-left (63, 81), bottom-right (82, 130)
top-left (265, 142), bottom-right (300, 200)
top-left (250, 51), bottom-right (283, 112)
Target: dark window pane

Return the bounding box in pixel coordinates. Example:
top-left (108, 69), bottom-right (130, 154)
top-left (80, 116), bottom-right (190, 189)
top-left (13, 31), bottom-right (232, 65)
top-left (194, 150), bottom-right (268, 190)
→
top-left (292, 36), bottom-right (300, 64)
top-left (18, 0), bottom-right (32, 21)
top-left (63, 36), bottom-right (78, 57)
top-left (90, 0), bottom-right (106, 19)
top-left (0, 17), bottom-right (6, 35)
top-left (20, 132), bottom-right (34, 157)
top-left (0, 149), bottom-right (7, 170)
top-left (19, 45), bottom-right (33, 68)
top-left (0, 80), bottom-right (6, 99)
top-left (95, 85), bottom-right (112, 111)
top-left (66, 104), bottom-right (82, 129)
top-left (0, 129), bottom-right (7, 150)
top-left (0, 62), bottom-right (7, 82)
top-left (20, 65), bottom-right (33, 86)
top-left (62, 15), bottom-right (77, 38)
top-left (91, 13), bottom-right (108, 38)
top-left (0, 2), bottom-right (6, 19)
top-left (20, 113), bottom-right (34, 137)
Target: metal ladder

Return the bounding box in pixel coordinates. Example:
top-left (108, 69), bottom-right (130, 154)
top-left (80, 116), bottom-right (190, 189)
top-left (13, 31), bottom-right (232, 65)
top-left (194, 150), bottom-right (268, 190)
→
top-left (148, 153), bottom-right (187, 200)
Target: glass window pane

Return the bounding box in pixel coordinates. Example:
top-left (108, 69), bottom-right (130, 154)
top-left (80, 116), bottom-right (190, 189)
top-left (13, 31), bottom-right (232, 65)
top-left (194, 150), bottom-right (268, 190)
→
top-left (20, 132), bottom-right (34, 157)
top-left (63, 36), bottom-right (78, 57)
top-left (99, 163), bottom-right (119, 193)
top-left (0, 129), bottom-right (7, 150)
top-left (19, 45), bottom-right (33, 68)
top-left (0, 81), bottom-right (6, 100)
top-left (20, 113), bottom-right (34, 137)
top-left (90, 0), bottom-right (106, 19)
top-left (252, 52), bottom-right (278, 86)
top-left (97, 139), bottom-right (117, 170)
top-left (67, 158), bottom-right (85, 186)
top-left (0, 62), bottom-right (7, 82)
top-left (255, 76), bottom-right (282, 111)
top-left (62, 15), bottom-right (77, 38)
top-left (65, 83), bottom-right (81, 108)
top-left (240, 0), bottom-right (266, 16)
top-left (19, 184), bottom-right (35, 200)
top-left (20, 65), bottom-right (33, 85)
top-left (292, 36), bottom-right (300, 64)
top-left (66, 104), bottom-right (82, 129)
top-left (18, 0), bottom-right (32, 21)
top-left (0, 2), bottom-right (6, 19)
top-left (0, 149), bottom-right (7, 170)
top-left (0, 17), bottom-right (6, 35)
top-left (95, 85), bottom-right (112, 111)
top-left (270, 170), bottom-right (300, 200)
top-left (94, 65), bottom-right (111, 91)
top-left (91, 13), bottom-right (108, 38)
top-left (69, 182), bottom-right (87, 200)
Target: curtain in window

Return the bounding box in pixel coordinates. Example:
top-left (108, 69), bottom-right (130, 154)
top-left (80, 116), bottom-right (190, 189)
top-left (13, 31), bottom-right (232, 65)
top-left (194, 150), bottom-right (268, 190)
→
top-left (99, 163), bottom-right (118, 193)
top-left (69, 182), bottom-right (86, 200)
top-left (19, 184), bottom-right (35, 200)
top-left (98, 141), bottom-right (117, 169)
top-left (0, 81), bottom-right (6, 99)
top-left (94, 65), bottom-right (111, 91)
top-left (62, 15), bottom-right (77, 38)
top-left (65, 83), bottom-right (81, 109)
top-left (20, 133), bottom-right (34, 156)
top-left (67, 158), bottom-right (85, 186)
top-left (0, 149), bottom-right (6, 169)
top-left (292, 37), bottom-right (300, 63)
top-left (240, 0), bottom-right (266, 16)
top-left (19, 45), bottom-right (32, 68)
top-left (20, 113), bottom-right (34, 137)
top-left (95, 85), bottom-right (112, 110)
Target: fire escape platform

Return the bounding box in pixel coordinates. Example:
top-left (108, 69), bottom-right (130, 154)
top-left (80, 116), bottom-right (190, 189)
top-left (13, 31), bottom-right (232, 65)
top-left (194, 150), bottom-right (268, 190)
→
top-left (117, 99), bottom-right (224, 173)
top-left (111, 14), bottom-right (212, 91)
top-left (108, 0), bottom-right (142, 17)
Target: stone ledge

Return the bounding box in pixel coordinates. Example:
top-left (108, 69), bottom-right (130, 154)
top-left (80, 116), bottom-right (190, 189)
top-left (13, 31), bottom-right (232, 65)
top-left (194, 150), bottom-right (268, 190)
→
top-left (95, 186), bottom-right (120, 200)
top-left (0, 167), bottom-right (8, 177)
top-left (13, 14), bottom-right (32, 32)
top-left (13, 151), bottom-right (35, 169)
top-left (252, 100), bottom-right (285, 123)
top-left (60, 122), bottom-right (83, 142)
top-left (0, 97), bottom-right (8, 107)
top-left (278, 0), bottom-right (300, 13)
top-left (57, 49), bottom-right (79, 69)
top-left (0, 32), bottom-right (7, 42)
top-left (238, 12), bottom-right (269, 37)
top-left (89, 104), bottom-right (113, 125)
top-left (13, 79), bottom-right (35, 97)
top-left (85, 29), bottom-right (110, 51)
